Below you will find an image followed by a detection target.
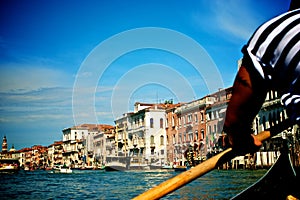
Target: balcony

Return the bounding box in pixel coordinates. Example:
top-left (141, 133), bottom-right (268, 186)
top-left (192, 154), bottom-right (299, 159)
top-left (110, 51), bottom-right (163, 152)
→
top-left (150, 143), bottom-right (156, 148)
top-left (138, 141), bottom-right (145, 148)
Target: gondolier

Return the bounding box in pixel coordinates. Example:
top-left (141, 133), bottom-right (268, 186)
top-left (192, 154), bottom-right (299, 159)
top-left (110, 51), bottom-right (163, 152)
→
top-left (133, 2), bottom-right (300, 199)
top-left (223, 2), bottom-right (300, 155)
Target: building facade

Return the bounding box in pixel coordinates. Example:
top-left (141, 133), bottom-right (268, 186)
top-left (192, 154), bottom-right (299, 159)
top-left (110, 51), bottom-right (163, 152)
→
top-left (62, 126), bottom-right (87, 167)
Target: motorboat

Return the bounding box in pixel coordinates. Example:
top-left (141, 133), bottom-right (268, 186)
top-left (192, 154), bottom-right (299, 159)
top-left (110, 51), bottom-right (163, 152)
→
top-left (0, 158), bottom-right (20, 173)
top-left (52, 165), bottom-right (73, 173)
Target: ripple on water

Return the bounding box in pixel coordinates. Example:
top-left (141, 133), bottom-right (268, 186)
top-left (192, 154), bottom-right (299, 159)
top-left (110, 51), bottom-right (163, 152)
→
top-left (0, 169), bottom-right (267, 199)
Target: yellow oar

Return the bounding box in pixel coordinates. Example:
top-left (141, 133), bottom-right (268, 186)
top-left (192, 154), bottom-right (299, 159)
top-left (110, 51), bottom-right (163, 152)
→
top-left (133, 130), bottom-right (272, 200)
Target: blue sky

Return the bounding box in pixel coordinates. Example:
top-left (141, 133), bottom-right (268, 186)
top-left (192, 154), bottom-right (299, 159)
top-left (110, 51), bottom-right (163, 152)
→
top-left (0, 0), bottom-right (291, 149)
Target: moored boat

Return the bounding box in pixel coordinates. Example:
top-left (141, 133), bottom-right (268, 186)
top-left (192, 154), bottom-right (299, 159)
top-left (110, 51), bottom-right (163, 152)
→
top-left (105, 156), bottom-right (129, 171)
top-left (52, 165), bottom-right (73, 174)
top-left (0, 158), bottom-right (20, 173)
top-left (173, 165), bottom-right (188, 172)
top-left (161, 165), bottom-right (172, 169)
top-left (105, 161), bottom-right (127, 171)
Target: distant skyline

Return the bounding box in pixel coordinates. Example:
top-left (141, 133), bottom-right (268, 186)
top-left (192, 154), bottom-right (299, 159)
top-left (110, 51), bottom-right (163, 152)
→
top-left (0, 0), bottom-right (291, 149)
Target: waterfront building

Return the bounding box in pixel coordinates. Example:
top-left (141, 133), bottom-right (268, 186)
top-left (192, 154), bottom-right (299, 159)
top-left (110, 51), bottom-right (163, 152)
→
top-left (130, 102), bottom-right (170, 167)
top-left (61, 124), bottom-right (115, 168)
top-left (48, 141), bottom-right (64, 167)
top-left (19, 147), bottom-right (32, 169)
top-left (126, 107), bottom-right (148, 168)
top-left (174, 95), bottom-right (215, 166)
top-left (114, 113), bottom-right (131, 157)
top-left (31, 145), bottom-right (48, 169)
top-left (93, 125), bottom-right (115, 166)
top-left (1, 136), bottom-right (19, 160)
top-left (66, 124), bottom-right (115, 167)
top-left (205, 88), bottom-right (232, 157)
top-left (255, 90), bottom-right (287, 134)
top-left (113, 102), bottom-right (173, 168)
top-left (253, 90), bottom-right (299, 168)
top-left (165, 103), bottom-right (182, 166)
top-left (105, 128), bottom-right (119, 166)
top-left (62, 126), bottom-right (87, 167)
top-left (79, 124), bottom-right (101, 166)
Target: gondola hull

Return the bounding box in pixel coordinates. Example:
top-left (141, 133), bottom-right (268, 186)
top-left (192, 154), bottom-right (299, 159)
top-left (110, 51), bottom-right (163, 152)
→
top-left (231, 152), bottom-right (299, 199)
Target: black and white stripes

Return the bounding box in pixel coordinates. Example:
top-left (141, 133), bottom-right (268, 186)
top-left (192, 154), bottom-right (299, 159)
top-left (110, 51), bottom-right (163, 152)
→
top-left (243, 9), bottom-right (300, 124)
top-left (243, 9), bottom-right (300, 83)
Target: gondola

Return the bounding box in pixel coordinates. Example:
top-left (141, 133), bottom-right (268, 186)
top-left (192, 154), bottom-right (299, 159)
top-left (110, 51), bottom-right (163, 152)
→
top-left (133, 131), bottom-right (299, 200)
top-left (231, 146), bottom-right (299, 200)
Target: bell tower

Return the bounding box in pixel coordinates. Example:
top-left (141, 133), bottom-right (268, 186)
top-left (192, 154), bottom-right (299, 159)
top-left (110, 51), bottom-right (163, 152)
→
top-left (2, 135), bottom-right (8, 153)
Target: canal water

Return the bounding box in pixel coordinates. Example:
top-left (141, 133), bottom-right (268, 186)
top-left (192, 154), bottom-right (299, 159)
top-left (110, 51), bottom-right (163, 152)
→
top-left (0, 169), bottom-right (267, 199)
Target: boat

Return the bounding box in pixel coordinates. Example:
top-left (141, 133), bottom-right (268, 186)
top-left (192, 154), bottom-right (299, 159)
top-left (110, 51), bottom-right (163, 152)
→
top-left (161, 165), bottom-right (173, 170)
top-left (93, 165), bottom-right (105, 170)
top-left (0, 158), bottom-right (20, 173)
top-left (129, 162), bottom-right (150, 170)
top-left (173, 162), bottom-right (191, 172)
top-left (105, 161), bottom-right (128, 171)
top-left (173, 165), bottom-right (188, 172)
top-left (52, 165), bottom-right (73, 173)
top-left (105, 156), bottom-right (129, 171)
top-left (231, 148), bottom-right (299, 199)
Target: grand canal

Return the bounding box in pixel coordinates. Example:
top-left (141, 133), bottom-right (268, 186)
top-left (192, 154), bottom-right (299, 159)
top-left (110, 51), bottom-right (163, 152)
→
top-left (0, 169), bottom-right (267, 199)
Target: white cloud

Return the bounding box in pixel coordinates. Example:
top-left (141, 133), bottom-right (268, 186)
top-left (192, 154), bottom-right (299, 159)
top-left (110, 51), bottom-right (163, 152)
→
top-left (213, 0), bottom-right (260, 40)
top-left (193, 0), bottom-right (267, 42)
top-left (0, 63), bottom-right (73, 92)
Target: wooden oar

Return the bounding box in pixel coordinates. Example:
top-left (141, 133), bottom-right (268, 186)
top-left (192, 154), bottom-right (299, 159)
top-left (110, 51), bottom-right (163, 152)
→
top-left (133, 130), bottom-right (272, 200)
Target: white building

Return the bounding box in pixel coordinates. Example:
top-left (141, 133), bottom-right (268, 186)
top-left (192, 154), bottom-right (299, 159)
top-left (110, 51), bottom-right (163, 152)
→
top-left (125, 102), bottom-right (169, 167)
top-left (62, 126), bottom-right (88, 167)
top-left (93, 125), bottom-right (115, 166)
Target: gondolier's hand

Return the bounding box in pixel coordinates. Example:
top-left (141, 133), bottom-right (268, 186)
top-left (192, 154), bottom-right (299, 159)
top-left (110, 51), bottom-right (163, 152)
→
top-left (225, 131), bottom-right (262, 155)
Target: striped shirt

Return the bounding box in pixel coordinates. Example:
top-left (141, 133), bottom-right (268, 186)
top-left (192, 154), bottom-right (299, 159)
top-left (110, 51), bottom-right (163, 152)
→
top-left (242, 9), bottom-right (300, 123)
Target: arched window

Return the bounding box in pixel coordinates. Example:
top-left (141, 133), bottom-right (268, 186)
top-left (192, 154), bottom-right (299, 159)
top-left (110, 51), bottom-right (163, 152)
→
top-left (195, 131), bottom-right (198, 141)
top-left (201, 129), bottom-right (205, 140)
top-left (150, 118), bottom-right (154, 128)
top-left (172, 116), bottom-right (175, 127)
top-left (160, 135), bottom-right (164, 145)
top-left (150, 135), bottom-right (154, 144)
top-left (160, 118), bottom-right (163, 128)
top-left (166, 135), bottom-right (169, 145)
top-left (173, 134), bottom-right (176, 144)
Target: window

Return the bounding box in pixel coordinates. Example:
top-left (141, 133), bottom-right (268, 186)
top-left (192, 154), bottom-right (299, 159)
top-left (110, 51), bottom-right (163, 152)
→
top-left (188, 132), bottom-right (193, 141)
top-left (211, 112), bottom-right (215, 120)
top-left (150, 118), bottom-right (154, 128)
top-left (160, 135), bottom-right (164, 145)
top-left (172, 116), bottom-right (175, 127)
top-left (160, 118), bottom-right (163, 128)
top-left (201, 112), bottom-right (204, 122)
top-left (207, 113), bottom-right (210, 121)
top-left (201, 129), bottom-right (204, 140)
top-left (150, 135), bottom-right (154, 144)
top-left (194, 113), bottom-right (198, 122)
top-left (173, 134), bottom-right (176, 144)
top-left (187, 114), bottom-right (192, 123)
